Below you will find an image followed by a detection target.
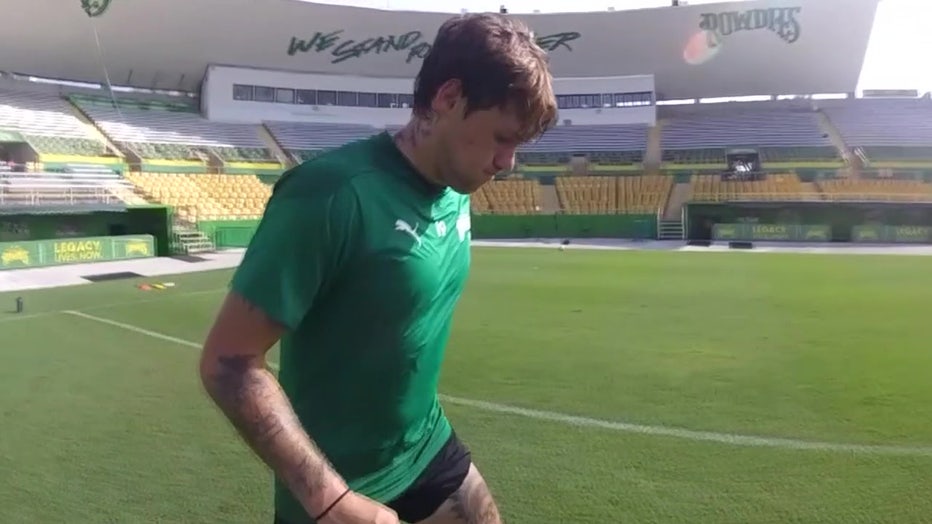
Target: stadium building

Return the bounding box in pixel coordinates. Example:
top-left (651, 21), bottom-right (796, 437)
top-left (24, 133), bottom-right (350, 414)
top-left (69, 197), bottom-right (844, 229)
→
top-left (5, 3), bottom-right (932, 523)
top-left (1, 0), bottom-right (931, 270)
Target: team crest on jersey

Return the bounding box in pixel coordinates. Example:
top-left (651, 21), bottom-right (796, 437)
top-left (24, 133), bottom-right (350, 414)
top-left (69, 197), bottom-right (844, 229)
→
top-left (455, 214), bottom-right (471, 242)
top-left (81, 0), bottom-right (112, 17)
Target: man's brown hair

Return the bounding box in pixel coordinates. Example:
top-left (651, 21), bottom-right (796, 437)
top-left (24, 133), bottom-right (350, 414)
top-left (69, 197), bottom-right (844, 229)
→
top-left (412, 13), bottom-right (558, 143)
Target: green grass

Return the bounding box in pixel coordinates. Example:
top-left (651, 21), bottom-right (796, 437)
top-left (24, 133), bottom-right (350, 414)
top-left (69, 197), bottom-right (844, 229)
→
top-left (2, 248), bottom-right (931, 523)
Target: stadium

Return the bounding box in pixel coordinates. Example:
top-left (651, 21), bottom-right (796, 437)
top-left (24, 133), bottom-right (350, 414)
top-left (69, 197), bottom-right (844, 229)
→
top-left (2, 0), bottom-right (931, 522)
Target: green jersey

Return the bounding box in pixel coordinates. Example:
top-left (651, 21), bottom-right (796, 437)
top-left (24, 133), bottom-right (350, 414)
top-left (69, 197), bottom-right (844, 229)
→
top-left (230, 132), bottom-right (471, 524)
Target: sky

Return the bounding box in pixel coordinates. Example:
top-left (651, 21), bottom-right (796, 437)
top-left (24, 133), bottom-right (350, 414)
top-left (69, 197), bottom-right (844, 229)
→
top-left (299, 0), bottom-right (932, 95)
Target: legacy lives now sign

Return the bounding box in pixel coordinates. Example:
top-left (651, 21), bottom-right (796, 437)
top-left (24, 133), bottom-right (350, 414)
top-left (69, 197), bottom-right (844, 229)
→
top-left (0, 235), bottom-right (155, 270)
top-left (712, 223), bottom-right (829, 242)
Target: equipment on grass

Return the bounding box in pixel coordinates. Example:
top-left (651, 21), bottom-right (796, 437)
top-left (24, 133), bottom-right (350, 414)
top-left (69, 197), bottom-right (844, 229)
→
top-left (15, 296), bottom-right (23, 313)
top-left (136, 282), bottom-right (176, 291)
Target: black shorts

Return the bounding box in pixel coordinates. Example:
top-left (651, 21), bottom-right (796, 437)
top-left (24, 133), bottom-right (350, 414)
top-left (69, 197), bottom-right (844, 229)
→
top-left (274, 431), bottom-right (471, 524)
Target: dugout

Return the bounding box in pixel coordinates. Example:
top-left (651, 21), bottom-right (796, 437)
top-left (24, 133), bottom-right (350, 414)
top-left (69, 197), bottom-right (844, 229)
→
top-left (0, 205), bottom-right (173, 256)
top-left (684, 201), bottom-right (932, 243)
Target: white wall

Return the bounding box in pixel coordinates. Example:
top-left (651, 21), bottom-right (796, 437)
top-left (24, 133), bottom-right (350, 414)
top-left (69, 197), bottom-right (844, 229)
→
top-left (202, 65), bottom-right (655, 126)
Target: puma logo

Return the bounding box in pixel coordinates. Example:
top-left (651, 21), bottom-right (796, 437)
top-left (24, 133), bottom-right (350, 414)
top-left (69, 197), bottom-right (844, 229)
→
top-left (395, 219), bottom-right (422, 247)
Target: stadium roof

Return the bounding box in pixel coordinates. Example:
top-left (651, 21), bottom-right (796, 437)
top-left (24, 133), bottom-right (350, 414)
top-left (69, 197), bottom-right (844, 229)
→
top-left (0, 0), bottom-right (879, 100)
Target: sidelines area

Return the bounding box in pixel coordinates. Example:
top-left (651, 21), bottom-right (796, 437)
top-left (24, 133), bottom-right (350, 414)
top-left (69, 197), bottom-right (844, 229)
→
top-left (60, 309), bottom-right (932, 458)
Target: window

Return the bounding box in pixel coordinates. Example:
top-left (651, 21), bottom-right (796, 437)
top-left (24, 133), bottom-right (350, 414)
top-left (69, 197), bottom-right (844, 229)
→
top-left (317, 90), bottom-right (337, 105)
top-left (231, 85), bottom-right (440, 109)
top-left (378, 93), bottom-right (396, 108)
top-left (232, 84), bottom-right (253, 101)
top-left (253, 86), bottom-right (275, 103)
top-left (337, 91), bottom-right (357, 106)
top-left (614, 91), bottom-right (653, 107)
top-left (357, 92), bottom-right (378, 107)
top-left (276, 88), bottom-right (295, 104)
top-left (296, 89), bottom-right (316, 105)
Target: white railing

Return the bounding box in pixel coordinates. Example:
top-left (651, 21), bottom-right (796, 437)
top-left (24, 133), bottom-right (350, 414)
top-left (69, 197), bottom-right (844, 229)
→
top-left (0, 171), bottom-right (141, 207)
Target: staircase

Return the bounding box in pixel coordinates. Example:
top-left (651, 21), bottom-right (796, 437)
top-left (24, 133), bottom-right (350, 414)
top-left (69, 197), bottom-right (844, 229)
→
top-left (259, 123), bottom-right (293, 167)
top-left (816, 108), bottom-right (859, 175)
top-left (655, 181), bottom-right (691, 240)
top-left (172, 228), bottom-right (215, 255)
top-left (663, 182), bottom-right (692, 220)
top-left (540, 183), bottom-right (561, 213)
top-left (644, 121), bottom-right (663, 171)
top-left (171, 222), bottom-right (215, 255)
top-left (658, 220), bottom-right (684, 240)
top-left (66, 98), bottom-right (124, 159)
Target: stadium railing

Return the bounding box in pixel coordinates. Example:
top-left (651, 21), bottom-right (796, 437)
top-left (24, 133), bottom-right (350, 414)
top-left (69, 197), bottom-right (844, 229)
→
top-left (0, 171), bottom-right (144, 210)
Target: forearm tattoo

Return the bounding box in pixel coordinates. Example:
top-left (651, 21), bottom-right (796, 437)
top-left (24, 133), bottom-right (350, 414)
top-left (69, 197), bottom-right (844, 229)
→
top-left (203, 354), bottom-right (335, 508)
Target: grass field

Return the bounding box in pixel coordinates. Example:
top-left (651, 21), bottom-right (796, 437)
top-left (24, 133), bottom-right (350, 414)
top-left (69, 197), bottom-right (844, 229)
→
top-left (2, 247), bottom-right (932, 523)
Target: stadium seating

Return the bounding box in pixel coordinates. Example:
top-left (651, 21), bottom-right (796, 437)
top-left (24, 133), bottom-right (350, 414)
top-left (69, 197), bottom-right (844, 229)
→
top-left (815, 178), bottom-right (932, 202)
top-left (7, 80), bottom-right (932, 224)
top-left (689, 173), bottom-right (815, 202)
top-left (556, 175), bottom-right (672, 214)
top-left (264, 121), bottom-right (382, 162)
top-left (0, 89), bottom-right (108, 157)
top-left (617, 175), bottom-right (674, 213)
top-left (0, 170), bottom-right (145, 209)
top-left (820, 98), bottom-right (932, 162)
top-left (661, 105), bottom-right (836, 164)
top-left (519, 124), bottom-right (647, 165)
top-left (472, 179), bottom-right (542, 214)
top-left (72, 96), bottom-right (273, 162)
top-left (556, 176), bottom-right (617, 214)
top-left (125, 172), bottom-right (271, 222)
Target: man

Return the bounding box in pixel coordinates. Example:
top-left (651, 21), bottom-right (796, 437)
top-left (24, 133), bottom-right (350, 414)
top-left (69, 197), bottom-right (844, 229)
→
top-left (199, 12), bottom-right (557, 524)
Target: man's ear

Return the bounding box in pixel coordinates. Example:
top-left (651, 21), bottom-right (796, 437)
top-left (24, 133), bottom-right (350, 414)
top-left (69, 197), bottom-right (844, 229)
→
top-left (430, 79), bottom-right (464, 118)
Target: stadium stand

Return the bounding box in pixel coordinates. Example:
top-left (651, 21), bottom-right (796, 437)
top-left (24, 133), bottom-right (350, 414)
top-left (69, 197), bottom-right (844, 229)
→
top-left (820, 98), bottom-right (932, 163)
top-left (264, 121), bottom-right (382, 163)
top-left (125, 172), bottom-right (271, 223)
top-left (472, 179), bottom-right (543, 215)
top-left (689, 172), bottom-right (817, 202)
top-left (660, 103), bottom-right (838, 165)
top-left (0, 167), bottom-right (146, 211)
top-left (5, 76), bottom-right (932, 249)
top-left (519, 124), bottom-right (647, 166)
top-left (816, 177), bottom-right (932, 202)
top-left (0, 88), bottom-right (110, 157)
top-left (556, 175), bottom-right (673, 214)
top-left (70, 94), bottom-right (274, 164)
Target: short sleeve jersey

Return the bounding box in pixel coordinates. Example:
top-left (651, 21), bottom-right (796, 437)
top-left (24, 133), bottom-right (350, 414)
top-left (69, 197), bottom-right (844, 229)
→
top-left (230, 132), bottom-right (472, 524)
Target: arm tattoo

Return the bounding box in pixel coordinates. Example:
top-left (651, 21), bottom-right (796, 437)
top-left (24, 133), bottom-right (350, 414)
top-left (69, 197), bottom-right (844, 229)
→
top-left (203, 353), bottom-right (337, 512)
top-left (446, 469), bottom-right (502, 524)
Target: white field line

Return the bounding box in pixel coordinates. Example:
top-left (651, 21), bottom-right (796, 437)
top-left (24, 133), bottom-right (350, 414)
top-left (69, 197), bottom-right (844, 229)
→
top-left (0, 287), bottom-right (226, 323)
top-left (62, 310), bottom-right (932, 458)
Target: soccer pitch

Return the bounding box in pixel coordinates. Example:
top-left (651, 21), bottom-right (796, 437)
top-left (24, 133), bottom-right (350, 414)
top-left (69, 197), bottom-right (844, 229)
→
top-left (2, 247), bottom-right (931, 523)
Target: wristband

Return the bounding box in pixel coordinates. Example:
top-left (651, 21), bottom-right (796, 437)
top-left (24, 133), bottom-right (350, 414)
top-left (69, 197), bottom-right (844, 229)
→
top-left (314, 487), bottom-right (351, 521)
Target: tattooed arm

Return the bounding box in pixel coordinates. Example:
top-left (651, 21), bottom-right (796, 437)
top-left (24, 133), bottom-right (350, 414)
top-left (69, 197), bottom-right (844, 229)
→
top-left (199, 291), bottom-right (348, 517)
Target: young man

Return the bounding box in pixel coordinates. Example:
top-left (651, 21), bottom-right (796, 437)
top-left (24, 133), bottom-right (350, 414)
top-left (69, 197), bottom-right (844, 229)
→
top-left (199, 12), bottom-right (557, 524)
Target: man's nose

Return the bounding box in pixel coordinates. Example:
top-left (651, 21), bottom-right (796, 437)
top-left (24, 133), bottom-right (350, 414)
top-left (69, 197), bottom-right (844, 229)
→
top-left (492, 149), bottom-right (516, 173)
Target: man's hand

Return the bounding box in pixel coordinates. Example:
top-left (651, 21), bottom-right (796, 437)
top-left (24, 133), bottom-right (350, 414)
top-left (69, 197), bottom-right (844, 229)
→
top-left (318, 492), bottom-right (400, 524)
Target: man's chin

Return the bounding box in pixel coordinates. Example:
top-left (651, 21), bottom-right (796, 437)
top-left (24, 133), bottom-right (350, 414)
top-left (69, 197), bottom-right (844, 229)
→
top-left (447, 178), bottom-right (486, 195)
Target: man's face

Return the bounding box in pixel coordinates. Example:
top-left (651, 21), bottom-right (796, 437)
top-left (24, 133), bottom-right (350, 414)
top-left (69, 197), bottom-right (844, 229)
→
top-left (430, 83), bottom-right (525, 194)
